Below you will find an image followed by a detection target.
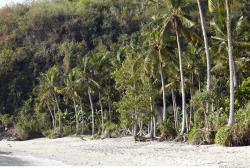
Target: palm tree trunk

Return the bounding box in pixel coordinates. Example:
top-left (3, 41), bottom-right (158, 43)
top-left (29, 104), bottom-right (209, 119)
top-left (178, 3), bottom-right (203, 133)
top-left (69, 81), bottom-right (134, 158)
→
top-left (171, 89), bottom-right (178, 128)
top-left (46, 101), bottom-right (55, 129)
top-left (73, 97), bottom-right (79, 134)
top-left (197, 0), bottom-right (211, 122)
top-left (88, 86), bottom-right (95, 135)
top-left (153, 116), bottom-right (156, 137)
top-left (108, 95), bottom-right (112, 121)
top-left (150, 96), bottom-right (154, 138)
top-left (176, 28), bottom-right (187, 134)
top-left (159, 61), bottom-right (166, 121)
top-left (98, 91), bottom-right (104, 133)
top-left (80, 98), bottom-right (84, 134)
top-left (226, 0), bottom-right (235, 126)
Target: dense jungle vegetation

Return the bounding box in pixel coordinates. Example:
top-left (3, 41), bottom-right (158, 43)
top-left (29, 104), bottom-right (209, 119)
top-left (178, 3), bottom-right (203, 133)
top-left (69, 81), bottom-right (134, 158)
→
top-left (0, 0), bottom-right (249, 146)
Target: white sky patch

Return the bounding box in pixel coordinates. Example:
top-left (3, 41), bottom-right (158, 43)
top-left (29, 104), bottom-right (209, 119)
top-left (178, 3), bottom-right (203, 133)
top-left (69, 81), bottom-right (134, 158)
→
top-left (0, 0), bottom-right (27, 7)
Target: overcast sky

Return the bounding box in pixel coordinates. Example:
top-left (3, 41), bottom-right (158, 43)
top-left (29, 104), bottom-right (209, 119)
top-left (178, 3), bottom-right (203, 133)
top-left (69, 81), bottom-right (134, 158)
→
top-left (0, 0), bottom-right (26, 7)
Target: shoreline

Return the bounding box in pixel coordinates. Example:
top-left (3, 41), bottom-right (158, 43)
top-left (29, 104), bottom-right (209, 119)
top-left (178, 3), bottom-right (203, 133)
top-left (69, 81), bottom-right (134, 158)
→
top-left (0, 154), bottom-right (64, 166)
top-left (0, 136), bottom-right (250, 166)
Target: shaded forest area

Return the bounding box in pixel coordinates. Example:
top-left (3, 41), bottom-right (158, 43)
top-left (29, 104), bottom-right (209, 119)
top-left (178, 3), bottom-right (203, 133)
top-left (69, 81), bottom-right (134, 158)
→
top-left (0, 0), bottom-right (249, 146)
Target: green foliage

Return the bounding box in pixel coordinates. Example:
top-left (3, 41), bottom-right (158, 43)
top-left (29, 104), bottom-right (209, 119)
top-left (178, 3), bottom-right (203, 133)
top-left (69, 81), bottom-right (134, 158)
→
top-left (15, 99), bottom-right (41, 140)
top-left (42, 128), bottom-right (62, 139)
top-left (215, 126), bottom-right (231, 146)
top-left (91, 133), bottom-right (100, 140)
top-left (0, 114), bottom-right (13, 127)
top-left (158, 118), bottom-right (177, 139)
top-left (188, 128), bottom-right (215, 145)
top-left (0, 0), bottom-right (249, 142)
top-left (104, 121), bottom-right (119, 135)
top-left (215, 103), bottom-right (250, 146)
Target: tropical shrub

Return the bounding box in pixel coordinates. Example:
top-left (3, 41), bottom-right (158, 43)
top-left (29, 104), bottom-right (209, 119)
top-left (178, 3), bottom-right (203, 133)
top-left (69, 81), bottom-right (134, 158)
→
top-left (158, 118), bottom-right (177, 140)
top-left (188, 128), bottom-right (215, 145)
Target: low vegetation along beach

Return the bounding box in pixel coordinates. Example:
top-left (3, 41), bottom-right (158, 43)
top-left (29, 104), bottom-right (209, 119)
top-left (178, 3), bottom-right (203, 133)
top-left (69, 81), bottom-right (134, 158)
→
top-left (0, 0), bottom-right (250, 166)
top-left (0, 136), bottom-right (250, 166)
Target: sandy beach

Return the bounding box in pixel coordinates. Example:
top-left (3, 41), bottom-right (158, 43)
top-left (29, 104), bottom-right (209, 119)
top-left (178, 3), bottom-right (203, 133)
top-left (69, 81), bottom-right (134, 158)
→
top-left (0, 136), bottom-right (250, 166)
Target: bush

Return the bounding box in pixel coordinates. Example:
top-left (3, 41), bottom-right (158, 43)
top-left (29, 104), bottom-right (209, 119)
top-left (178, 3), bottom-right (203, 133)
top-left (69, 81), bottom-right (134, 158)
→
top-left (0, 114), bottom-right (13, 128)
top-left (15, 117), bottom-right (40, 140)
top-left (215, 126), bottom-right (231, 146)
top-left (104, 121), bottom-right (119, 134)
top-left (215, 103), bottom-right (250, 146)
top-left (63, 125), bottom-right (75, 136)
top-left (188, 128), bottom-right (215, 145)
top-left (42, 128), bottom-right (62, 139)
top-left (193, 108), bottom-right (205, 128)
top-left (158, 118), bottom-right (177, 140)
top-left (91, 133), bottom-right (100, 140)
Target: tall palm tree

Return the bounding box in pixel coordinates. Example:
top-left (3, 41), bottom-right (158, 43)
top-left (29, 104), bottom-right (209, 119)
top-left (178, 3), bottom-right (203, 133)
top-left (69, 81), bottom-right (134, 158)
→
top-left (225, 0), bottom-right (235, 126)
top-left (63, 68), bottom-right (81, 134)
top-left (157, 0), bottom-right (202, 134)
top-left (38, 66), bottom-right (61, 131)
top-left (197, 0), bottom-right (211, 120)
top-left (79, 58), bottom-right (100, 135)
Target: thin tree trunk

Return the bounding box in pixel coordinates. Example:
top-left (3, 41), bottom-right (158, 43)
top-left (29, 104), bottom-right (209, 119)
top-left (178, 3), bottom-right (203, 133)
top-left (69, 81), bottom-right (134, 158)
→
top-left (233, 61), bottom-right (237, 87)
top-left (46, 101), bottom-right (55, 129)
top-left (176, 28), bottom-right (187, 135)
top-left (88, 86), bottom-right (95, 135)
top-left (189, 88), bottom-right (193, 130)
top-left (198, 77), bottom-right (201, 92)
top-left (171, 89), bottom-right (178, 128)
top-left (108, 95), bottom-right (112, 121)
top-left (150, 96), bottom-right (154, 138)
top-left (80, 99), bottom-right (84, 134)
top-left (73, 97), bottom-right (79, 134)
top-left (226, 0), bottom-right (235, 126)
top-left (159, 61), bottom-right (166, 121)
top-left (197, 0), bottom-right (211, 125)
top-left (99, 91), bottom-right (104, 133)
top-left (53, 104), bottom-right (57, 128)
top-left (153, 116), bottom-right (156, 137)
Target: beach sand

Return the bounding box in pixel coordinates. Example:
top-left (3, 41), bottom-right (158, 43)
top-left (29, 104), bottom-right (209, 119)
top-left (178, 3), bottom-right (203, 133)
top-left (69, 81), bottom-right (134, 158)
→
top-left (0, 136), bottom-right (250, 166)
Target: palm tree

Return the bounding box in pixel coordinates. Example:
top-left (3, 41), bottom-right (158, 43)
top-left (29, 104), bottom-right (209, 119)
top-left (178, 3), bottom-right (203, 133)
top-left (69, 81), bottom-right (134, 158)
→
top-left (157, 0), bottom-right (201, 134)
top-left (225, 0), bottom-right (235, 126)
top-left (38, 66), bottom-right (61, 131)
top-left (197, 0), bottom-right (211, 120)
top-left (148, 32), bottom-right (167, 121)
top-left (63, 68), bottom-right (81, 134)
top-left (78, 59), bottom-right (100, 135)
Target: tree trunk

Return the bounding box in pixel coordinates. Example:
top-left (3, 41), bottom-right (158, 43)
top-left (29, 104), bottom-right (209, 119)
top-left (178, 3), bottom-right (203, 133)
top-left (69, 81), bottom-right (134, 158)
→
top-left (53, 104), bottom-right (57, 128)
top-left (46, 101), bottom-right (55, 129)
top-left (108, 95), bottom-right (112, 121)
top-left (226, 0), bottom-right (235, 126)
top-left (73, 97), bottom-right (79, 134)
top-left (88, 86), bottom-right (95, 135)
top-left (159, 61), bottom-right (166, 121)
top-left (189, 88), bottom-right (193, 130)
top-left (171, 89), bottom-right (178, 128)
top-left (99, 91), bottom-right (104, 133)
top-left (80, 99), bottom-right (84, 134)
top-left (176, 28), bottom-right (187, 135)
top-left (153, 116), bottom-right (156, 137)
top-left (150, 96), bottom-right (154, 138)
top-left (197, 0), bottom-right (211, 123)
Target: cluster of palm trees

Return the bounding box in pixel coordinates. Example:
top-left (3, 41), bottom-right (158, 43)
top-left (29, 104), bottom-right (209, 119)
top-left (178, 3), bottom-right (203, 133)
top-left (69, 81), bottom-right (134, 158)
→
top-left (144, 0), bottom-right (248, 135)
